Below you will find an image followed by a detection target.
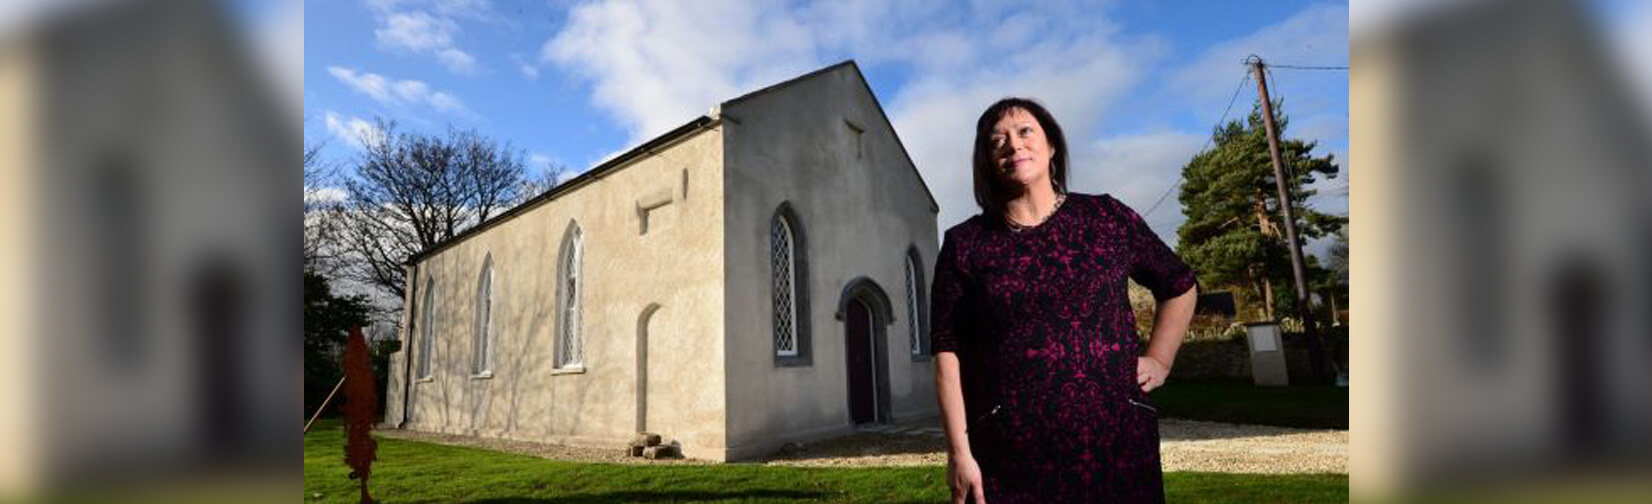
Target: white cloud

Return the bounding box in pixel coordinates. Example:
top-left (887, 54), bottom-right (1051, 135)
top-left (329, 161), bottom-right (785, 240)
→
top-left (540, 0), bottom-right (1346, 236)
top-left (366, 1), bottom-right (486, 75)
top-left (304, 186), bottom-right (350, 205)
top-left (428, 91), bottom-right (464, 112)
top-left (544, 0), bottom-right (821, 142)
top-left (324, 111), bottom-right (384, 150)
top-left (887, 42), bottom-right (1151, 229)
top-left (328, 66), bottom-right (391, 102)
top-left (328, 66), bottom-right (467, 113)
top-left (390, 79), bottom-right (428, 102)
top-left (376, 11), bottom-right (455, 52)
top-left (1075, 132), bottom-right (1206, 209)
top-left (542, 0), bottom-right (1155, 231)
top-left (1305, 147), bottom-right (1350, 215)
top-left (876, 9), bottom-right (1149, 230)
top-left (436, 48), bottom-right (477, 74)
top-left (1072, 131), bottom-right (1207, 241)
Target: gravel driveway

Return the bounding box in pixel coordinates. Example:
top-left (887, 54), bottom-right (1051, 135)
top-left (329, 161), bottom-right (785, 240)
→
top-left (376, 418), bottom-right (1346, 474)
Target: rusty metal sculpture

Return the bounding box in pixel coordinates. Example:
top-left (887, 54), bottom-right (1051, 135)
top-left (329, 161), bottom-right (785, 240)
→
top-left (342, 326), bottom-right (379, 504)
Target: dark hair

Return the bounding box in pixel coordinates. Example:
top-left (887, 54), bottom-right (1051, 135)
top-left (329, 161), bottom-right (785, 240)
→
top-left (971, 97), bottom-right (1070, 216)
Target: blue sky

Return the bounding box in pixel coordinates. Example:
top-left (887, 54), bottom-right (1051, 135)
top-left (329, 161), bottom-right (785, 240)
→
top-left (302, 0), bottom-right (1351, 253)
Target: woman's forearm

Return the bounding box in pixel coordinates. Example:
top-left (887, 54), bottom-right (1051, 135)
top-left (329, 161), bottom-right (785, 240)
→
top-left (934, 352), bottom-right (973, 459)
top-left (1144, 285), bottom-right (1198, 367)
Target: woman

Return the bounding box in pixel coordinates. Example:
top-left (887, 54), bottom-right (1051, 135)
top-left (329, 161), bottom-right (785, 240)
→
top-left (932, 98), bottom-right (1199, 504)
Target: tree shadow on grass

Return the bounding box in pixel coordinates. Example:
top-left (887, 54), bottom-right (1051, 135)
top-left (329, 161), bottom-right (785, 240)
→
top-left (465, 488), bottom-right (832, 503)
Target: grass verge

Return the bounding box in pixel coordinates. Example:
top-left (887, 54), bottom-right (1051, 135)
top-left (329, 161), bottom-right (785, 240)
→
top-left (305, 420), bottom-right (1347, 503)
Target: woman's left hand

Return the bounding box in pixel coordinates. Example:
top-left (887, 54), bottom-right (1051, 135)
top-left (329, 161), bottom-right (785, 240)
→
top-left (1137, 356), bottom-right (1171, 393)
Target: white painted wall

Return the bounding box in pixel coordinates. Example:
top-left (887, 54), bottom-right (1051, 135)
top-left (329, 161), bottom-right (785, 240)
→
top-left (395, 127), bottom-right (729, 459)
top-left (721, 63), bottom-right (940, 461)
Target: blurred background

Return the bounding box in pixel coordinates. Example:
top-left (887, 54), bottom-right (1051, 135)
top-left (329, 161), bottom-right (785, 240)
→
top-left (0, 0), bottom-right (299, 502)
top-left (1351, 0), bottom-right (1652, 501)
top-left (0, 0), bottom-right (1648, 502)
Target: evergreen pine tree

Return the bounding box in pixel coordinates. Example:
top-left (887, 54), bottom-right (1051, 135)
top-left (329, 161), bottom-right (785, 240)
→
top-left (1176, 100), bottom-right (1345, 321)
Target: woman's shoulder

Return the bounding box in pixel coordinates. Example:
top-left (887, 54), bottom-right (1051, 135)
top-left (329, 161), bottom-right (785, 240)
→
top-left (1068, 192), bottom-right (1106, 206)
top-left (942, 213), bottom-right (990, 242)
top-left (1068, 192), bottom-right (1146, 220)
top-left (1067, 191), bottom-right (1121, 217)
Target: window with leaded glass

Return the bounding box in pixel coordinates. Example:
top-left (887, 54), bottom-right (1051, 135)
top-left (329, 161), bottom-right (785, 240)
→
top-left (906, 254), bottom-right (921, 356)
top-left (418, 275), bottom-right (436, 378)
top-left (771, 215), bottom-right (798, 356)
top-left (557, 226), bottom-right (584, 368)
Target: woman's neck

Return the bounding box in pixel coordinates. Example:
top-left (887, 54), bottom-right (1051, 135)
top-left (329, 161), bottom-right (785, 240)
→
top-left (1003, 181), bottom-right (1061, 226)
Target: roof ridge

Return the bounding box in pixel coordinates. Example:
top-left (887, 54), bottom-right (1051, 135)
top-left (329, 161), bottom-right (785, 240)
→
top-left (720, 59), bottom-right (857, 107)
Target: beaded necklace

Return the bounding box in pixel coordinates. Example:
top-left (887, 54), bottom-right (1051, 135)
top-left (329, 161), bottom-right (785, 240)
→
top-left (1005, 192), bottom-right (1067, 233)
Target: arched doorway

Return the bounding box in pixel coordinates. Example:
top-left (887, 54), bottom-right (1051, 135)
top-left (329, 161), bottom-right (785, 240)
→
top-left (837, 277), bottom-right (893, 425)
top-left (846, 299), bottom-right (877, 424)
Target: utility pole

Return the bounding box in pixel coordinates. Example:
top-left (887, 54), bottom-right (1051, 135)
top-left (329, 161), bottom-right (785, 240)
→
top-left (1249, 55), bottom-right (1330, 382)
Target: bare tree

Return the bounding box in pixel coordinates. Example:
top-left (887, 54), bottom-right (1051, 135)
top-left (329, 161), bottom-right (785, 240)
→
top-left (332, 120), bottom-right (528, 302)
top-left (304, 141), bottom-right (327, 188)
top-left (304, 140), bottom-right (343, 273)
top-left (517, 160), bottom-right (573, 204)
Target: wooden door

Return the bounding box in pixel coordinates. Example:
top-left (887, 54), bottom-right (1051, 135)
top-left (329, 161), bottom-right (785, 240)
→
top-left (847, 299), bottom-right (875, 424)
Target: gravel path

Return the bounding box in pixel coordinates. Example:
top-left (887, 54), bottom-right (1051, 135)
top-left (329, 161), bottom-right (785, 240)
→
top-left (376, 429), bottom-right (713, 466)
top-left (1157, 419), bottom-right (1347, 474)
top-left (376, 418), bottom-right (1346, 474)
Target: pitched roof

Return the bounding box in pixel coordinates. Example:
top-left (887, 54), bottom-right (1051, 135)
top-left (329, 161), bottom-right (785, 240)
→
top-left (722, 60), bottom-right (938, 213)
top-left (407, 59), bottom-right (935, 265)
top-left (405, 115), bottom-right (717, 264)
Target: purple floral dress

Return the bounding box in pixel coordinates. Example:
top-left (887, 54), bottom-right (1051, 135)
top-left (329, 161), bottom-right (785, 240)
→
top-left (931, 193), bottom-right (1198, 503)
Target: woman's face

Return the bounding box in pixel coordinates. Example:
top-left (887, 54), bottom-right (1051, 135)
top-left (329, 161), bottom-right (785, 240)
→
top-left (988, 107), bottom-right (1056, 191)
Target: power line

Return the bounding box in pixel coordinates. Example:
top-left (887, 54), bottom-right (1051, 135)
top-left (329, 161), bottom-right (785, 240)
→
top-left (1143, 68), bottom-right (1250, 219)
top-left (1268, 64), bottom-right (1349, 70)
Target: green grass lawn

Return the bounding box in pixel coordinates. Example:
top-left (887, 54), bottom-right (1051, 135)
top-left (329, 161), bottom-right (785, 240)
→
top-left (1150, 379), bottom-right (1349, 429)
top-left (305, 420), bottom-right (1346, 503)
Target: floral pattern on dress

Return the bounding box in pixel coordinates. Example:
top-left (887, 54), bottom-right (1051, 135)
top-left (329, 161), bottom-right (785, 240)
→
top-left (932, 193), bottom-right (1198, 503)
